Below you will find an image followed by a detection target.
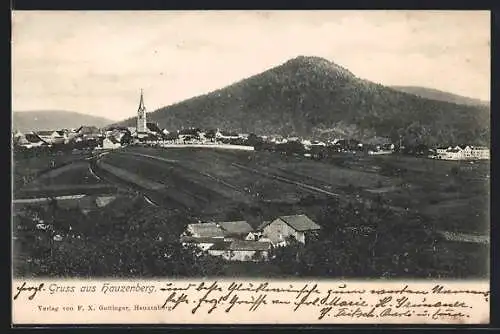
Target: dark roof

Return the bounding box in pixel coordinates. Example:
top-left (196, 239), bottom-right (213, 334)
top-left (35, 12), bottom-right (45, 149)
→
top-left (187, 223), bottom-right (225, 238)
top-left (218, 221), bottom-right (254, 235)
top-left (276, 215), bottom-right (321, 232)
top-left (207, 240), bottom-right (233, 251)
top-left (146, 122), bottom-right (162, 133)
top-left (24, 133), bottom-right (44, 143)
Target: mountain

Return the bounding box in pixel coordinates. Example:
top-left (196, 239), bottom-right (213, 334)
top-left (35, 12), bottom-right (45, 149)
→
top-left (116, 56), bottom-right (490, 146)
top-left (13, 110), bottom-right (114, 132)
top-left (390, 86), bottom-right (490, 108)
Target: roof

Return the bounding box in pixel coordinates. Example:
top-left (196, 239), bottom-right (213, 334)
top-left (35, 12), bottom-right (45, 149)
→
top-left (146, 122), bottom-right (162, 133)
top-left (218, 221), bottom-right (254, 235)
top-left (276, 214), bottom-right (321, 232)
top-left (24, 133), bottom-right (44, 143)
top-left (187, 223), bottom-right (225, 238)
top-left (207, 240), bottom-right (233, 251)
top-left (229, 240), bottom-right (272, 251)
top-left (77, 126), bottom-right (100, 134)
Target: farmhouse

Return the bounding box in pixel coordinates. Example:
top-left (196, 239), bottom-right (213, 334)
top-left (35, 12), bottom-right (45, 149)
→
top-left (258, 214), bottom-right (321, 247)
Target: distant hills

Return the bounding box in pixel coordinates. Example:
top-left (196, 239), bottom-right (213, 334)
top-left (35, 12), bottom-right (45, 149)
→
top-left (13, 110), bottom-right (114, 133)
top-left (116, 55), bottom-right (490, 146)
top-left (390, 86), bottom-right (490, 108)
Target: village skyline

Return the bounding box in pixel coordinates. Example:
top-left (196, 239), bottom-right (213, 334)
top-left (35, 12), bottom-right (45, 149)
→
top-left (12, 10), bottom-right (490, 120)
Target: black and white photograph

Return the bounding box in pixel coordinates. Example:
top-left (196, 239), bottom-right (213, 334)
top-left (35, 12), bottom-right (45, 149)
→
top-left (12, 10), bottom-right (490, 281)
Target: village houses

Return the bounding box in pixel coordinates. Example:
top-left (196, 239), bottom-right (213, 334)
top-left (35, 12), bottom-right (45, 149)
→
top-left (434, 145), bottom-right (490, 161)
top-left (180, 214), bottom-right (321, 262)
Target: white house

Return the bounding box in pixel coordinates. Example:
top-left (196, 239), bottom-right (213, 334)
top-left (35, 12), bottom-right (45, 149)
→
top-left (216, 130), bottom-right (239, 140)
top-left (101, 137), bottom-right (121, 150)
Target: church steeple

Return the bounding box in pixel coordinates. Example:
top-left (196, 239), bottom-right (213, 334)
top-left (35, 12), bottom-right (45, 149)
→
top-left (137, 88), bottom-right (147, 133)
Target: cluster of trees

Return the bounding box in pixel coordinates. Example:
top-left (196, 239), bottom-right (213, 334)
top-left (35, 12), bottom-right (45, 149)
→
top-left (269, 197), bottom-right (486, 278)
top-left (13, 196), bottom-right (225, 278)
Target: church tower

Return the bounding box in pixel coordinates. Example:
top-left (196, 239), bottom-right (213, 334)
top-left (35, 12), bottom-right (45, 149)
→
top-left (137, 89), bottom-right (147, 133)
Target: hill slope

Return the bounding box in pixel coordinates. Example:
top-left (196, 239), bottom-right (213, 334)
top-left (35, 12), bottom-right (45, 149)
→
top-left (13, 110), bottom-right (114, 132)
top-left (117, 56), bottom-right (490, 146)
top-left (390, 86), bottom-right (490, 108)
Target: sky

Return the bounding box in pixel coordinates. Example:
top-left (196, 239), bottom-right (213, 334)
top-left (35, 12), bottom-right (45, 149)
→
top-left (12, 10), bottom-right (491, 121)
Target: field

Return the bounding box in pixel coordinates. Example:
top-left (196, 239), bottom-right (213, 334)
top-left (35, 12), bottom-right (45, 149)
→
top-left (98, 147), bottom-right (489, 235)
top-left (13, 149), bottom-right (121, 200)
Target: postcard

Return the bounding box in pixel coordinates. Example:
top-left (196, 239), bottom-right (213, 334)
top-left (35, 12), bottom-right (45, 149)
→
top-left (11, 10), bottom-right (490, 325)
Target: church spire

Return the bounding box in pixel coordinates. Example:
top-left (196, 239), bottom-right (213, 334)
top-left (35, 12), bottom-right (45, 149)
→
top-left (137, 88), bottom-right (147, 133)
top-left (138, 88), bottom-right (146, 112)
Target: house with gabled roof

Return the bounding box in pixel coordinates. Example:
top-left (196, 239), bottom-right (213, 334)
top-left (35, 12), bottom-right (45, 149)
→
top-left (259, 214), bottom-right (321, 247)
top-left (18, 132), bottom-right (48, 148)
